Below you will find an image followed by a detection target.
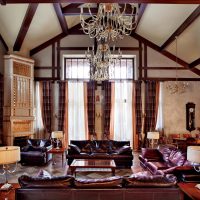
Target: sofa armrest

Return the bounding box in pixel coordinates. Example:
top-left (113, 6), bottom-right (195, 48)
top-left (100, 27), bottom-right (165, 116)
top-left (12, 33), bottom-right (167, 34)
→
top-left (159, 166), bottom-right (194, 174)
top-left (141, 148), bottom-right (163, 161)
top-left (21, 145), bottom-right (31, 152)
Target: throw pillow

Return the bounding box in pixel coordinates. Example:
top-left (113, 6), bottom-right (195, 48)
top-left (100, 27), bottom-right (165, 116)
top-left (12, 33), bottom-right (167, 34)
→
top-left (74, 176), bottom-right (122, 188)
top-left (37, 170), bottom-right (51, 179)
top-left (69, 144), bottom-right (81, 154)
top-left (116, 145), bottom-right (131, 155)
top-left (18, 175), bottom-right (75, 188)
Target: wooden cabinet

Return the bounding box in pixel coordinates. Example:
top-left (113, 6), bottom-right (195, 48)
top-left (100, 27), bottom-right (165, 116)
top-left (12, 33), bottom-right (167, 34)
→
top-left (3, 54), bottom-right (35, 145)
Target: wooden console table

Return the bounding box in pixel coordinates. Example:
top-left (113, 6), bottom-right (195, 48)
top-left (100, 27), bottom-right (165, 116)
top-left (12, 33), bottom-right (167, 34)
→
top-left (0, 183), bottom-right (20, 200)
top-left (178, 182), bottom-right (200, 200)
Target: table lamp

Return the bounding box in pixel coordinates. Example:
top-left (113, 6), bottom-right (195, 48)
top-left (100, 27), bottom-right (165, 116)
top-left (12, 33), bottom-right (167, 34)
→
top-left (51, 131), bottom-right (63, 150)
top-left (0, 146), bottom-right (20, 190)
top-left (187, 146), bottom-right (200, 172)
top-left (147, 132), bottom-right (160, 148)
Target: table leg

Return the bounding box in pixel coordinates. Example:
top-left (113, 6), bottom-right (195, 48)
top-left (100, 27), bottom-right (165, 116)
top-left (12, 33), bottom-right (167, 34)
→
top-left (112, 168), bottom-right (115, 176)
top-left (52, 153), bottom-right (56, 165)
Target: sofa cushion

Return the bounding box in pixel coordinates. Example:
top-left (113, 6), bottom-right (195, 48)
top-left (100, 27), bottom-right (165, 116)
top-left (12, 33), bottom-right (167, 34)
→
top-left (124, 173), bottom-right (177, 187)
top-left (37, 170), bottom-right (51, 178)
top-left (168, 150), bottom-right (186, 166)
top-left (18, 175), bottom-right (74, 188)
top-left (158, 145), bottom-right (177, 162)
top-left (116, 145), bottom-right (132, 155)
top-left (69, 144), bottom-right (81, 154)
top-left (81, 143), bottom-right (92, 153)
top-left (74, 176), bottom-right (122, 188)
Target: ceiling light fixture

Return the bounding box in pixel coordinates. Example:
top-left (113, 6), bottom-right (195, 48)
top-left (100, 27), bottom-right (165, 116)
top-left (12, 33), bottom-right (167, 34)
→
top-left (80, 3), bottom-right (138, 42)
top-left (166, 36), bottom-right (189, 94)
top-left (86, 41), bottom-right (122, 81)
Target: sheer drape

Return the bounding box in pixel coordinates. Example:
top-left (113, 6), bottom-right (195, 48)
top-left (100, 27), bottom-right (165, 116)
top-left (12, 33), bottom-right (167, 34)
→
top-left (35, 82), bottom-right (44, 138)
top-left (68, 81), bottom-right (86, 141)
top-left (113, 81), bottom-right (133, 144)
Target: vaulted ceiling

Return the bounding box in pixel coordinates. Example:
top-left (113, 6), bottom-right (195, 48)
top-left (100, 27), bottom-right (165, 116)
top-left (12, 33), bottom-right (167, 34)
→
top-left (0, 2), bottom-right (200, 72)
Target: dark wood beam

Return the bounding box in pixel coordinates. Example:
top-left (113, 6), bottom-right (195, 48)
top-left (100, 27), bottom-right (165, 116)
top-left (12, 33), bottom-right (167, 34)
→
top-left (57, 40), bottom-right (60, 79)
top-left (131, 32), bottom-right (200, 76)
top-left (139, 41), bottom-right (142, 80)
top-left (161, 5), bottom-right (200, 50)
top-left (30, 32), bottom-right (66, 56)
top-left (144, 44), bottom-right (147, 79)
top-left (53, 3), bottom-right (68, 34)
top-left (13, 4), bottom-right (38, 51)
top-left (135, 4), bottom-right (147, 31)
top-left (4, 0), bottom-right (200, 4)
top-left (62, 3), bottom-right (97, 16)
top-left (143, 77), bottom-right (200, 81)
top-left (142, 67), bottom-right (189, 70)
top-left (57, 46), bottom-right (141, 51)
top-left (189, 58), bottom-right (200, 68)
top-left (0, 34), bottom-right (8, 52)
top-left (30, 17), bottom-right (91, 56)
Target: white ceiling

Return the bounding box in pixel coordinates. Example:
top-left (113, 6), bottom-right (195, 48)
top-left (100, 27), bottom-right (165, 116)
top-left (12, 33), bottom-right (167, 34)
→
top-left (0, 3), bottom-right (199, 69)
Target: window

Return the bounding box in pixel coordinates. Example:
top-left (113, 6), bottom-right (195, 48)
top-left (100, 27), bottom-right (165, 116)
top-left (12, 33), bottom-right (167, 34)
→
top-left (64, 58), bottom-right (135, 80)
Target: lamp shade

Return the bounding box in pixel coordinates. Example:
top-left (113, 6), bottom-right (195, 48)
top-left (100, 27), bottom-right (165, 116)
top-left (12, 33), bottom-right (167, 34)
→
top-left (187, 146), bottom-right (200, 163)
top-left (147, 132), bottom-right (160, 140)
top-left (0, 146), bottom-right (20, 165)
top-left (51, 131), bottom-right (63, 139)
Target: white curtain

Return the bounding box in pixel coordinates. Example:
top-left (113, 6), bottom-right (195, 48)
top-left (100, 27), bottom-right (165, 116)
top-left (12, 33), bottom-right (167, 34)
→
top-left (35, 82), bottom-right (44, 138)
top-left (68, 81), bottom-right (86, 141)
top-left (114, 81), bottom-right (133, 143)
top-left (156, 82), bottom-right (164, 131)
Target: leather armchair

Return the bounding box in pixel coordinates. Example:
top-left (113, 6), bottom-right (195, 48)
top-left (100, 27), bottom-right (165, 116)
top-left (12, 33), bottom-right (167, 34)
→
top-left (21, 139), bottom-right (53, 165)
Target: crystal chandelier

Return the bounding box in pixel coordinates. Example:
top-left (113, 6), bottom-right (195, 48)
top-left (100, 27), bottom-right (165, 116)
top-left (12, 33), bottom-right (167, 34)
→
top-left (86, 42), bottom-right (122, 81)
top-left (80, 3), bottom-right (138, 42)
top-left (166, 36), bottom-right (189, 94)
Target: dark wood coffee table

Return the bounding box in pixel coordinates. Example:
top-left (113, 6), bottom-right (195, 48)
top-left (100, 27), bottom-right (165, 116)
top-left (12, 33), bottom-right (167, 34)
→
top-left (69, 159), bottom-right (116, 177)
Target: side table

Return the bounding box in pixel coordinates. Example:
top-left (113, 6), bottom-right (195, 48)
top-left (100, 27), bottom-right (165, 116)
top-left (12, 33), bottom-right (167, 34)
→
top-left (48, 147), bottom-right (66, 167)
top-left (0, 183), bottom-right (20, 200)
top-left (178, 182), bottom-right (200, 200)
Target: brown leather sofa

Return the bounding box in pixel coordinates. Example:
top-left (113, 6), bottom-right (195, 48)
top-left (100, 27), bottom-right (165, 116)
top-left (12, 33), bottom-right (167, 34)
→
top-left (16, 173), bottom-right (180, 200)
top-left (139, 145), bottom-right (194, 178)
top-left (66, 140), bottom-right (133, 168)
top-left (20, 139), bottom-right (53, 165)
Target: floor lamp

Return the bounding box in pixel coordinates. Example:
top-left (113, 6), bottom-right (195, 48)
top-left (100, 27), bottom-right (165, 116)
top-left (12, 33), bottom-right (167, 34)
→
top-left (0, 146), bottom-right (20, 190)
top-left (147, 132), bottom-right (160, 148)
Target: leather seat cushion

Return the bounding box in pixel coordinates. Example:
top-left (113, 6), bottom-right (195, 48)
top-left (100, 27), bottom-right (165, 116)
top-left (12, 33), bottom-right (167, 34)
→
top-left (74, 176), bottom-right (122, 188)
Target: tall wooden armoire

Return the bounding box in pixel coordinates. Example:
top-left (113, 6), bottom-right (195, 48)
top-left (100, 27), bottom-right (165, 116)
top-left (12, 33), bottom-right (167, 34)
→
top-left (3, 54), bottom-right (35, 145)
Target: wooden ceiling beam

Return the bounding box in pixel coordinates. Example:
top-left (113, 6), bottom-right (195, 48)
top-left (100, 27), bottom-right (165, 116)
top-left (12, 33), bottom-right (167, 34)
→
top-left (53, 3), bottom-right (68, 34)
top-left (135, 3), bottom-right (147, 31)
top-left (161, 5), bottom-right (200, 50)
top-left (13, 3), bottom-right (38, 51)
top-left (3, 0), bottom-right (200, 4)
top-left (30, 20), bottom-right (87, 56)
top-left (131, 32), bottom-right (200, 76)
top-left (30, 32), bottom-right (66, 56)
top-left (62, 3), bottom-right (97, 16)
top-left (189, 58), bottom-right (200, 68)
top-left (0, 34), bottom-right (8, 52)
